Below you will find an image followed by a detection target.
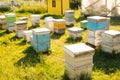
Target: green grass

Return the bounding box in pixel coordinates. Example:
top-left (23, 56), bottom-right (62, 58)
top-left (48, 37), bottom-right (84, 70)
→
top-left (0, 10), bottom-right (120, 80)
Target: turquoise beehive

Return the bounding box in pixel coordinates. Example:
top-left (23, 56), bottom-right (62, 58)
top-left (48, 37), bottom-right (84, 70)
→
top-left (32, 28), bottom-right (50, 52)
top-left (87, 16), bottom-right (107, 30)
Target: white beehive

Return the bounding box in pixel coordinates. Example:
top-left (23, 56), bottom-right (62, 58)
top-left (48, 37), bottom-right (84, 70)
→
top-left (68, 27), bottom-right (83, 40)
top-left (64, 43), bottom-right (95, 80)
top-left (101, 30), bottom-right (120, 53)
top-left (31, 14), bottom-right (40, 27)
top-left (0, 15), bottom-right (6, 29)
top-left (87, 30), bottom-right (105, 46)
top-left (23, 30), bottom-right (32, 42)
top-left (65, 10), bottom-right (74, 25)
top-left (44, 17), bottom-right (55, 31)
top-left (5, 13), bottom-right (16, 32)
top-left (15, 21), bottom-right (27, 38)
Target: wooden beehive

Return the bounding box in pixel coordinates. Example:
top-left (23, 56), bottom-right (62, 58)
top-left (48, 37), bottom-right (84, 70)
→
top-left (15, 21), bottom-right (27, 38)
top-left (0, 15), bottom-right (6, 29)
top-left (32, 28), bottom-right (50, 52)
top-left (31, 14), bottom-right (40, 27)
top-left (101, 30), bottom-right (120, 53)
top-left (65, 10), bottom-right (74, 25)
top-left (23, 30), bottom-right (32, 42)
top-left (45, 17), bottom-right (55, 31)
top-left (87, 16), bottom-right (108, 30)
top-left (80, 20), bottom-right (88, 29)
top-left (87, 30), bottom-right (105, 46)
top-left (64, 43), bottom-right (95, 80)
top-left (5, 13), bottom-right (16, 31)
top-left (54, 19), bottom-right (66, 34)
top-left (68, 27), bottom-right (83, 40)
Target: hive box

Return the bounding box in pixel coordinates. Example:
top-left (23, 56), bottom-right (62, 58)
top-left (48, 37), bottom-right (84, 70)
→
top-left (64, 43), bottom-right (95, 80)
top-left (32, 28), bottom-right (50, 52)
top-left (5, 13), bottom-right (16, 31)
top-left (23, 30), bottom-right (32, 42)
top-left (68, 27), bottom-right (83, 40)
top-left (65, 62), bottom-right (93, 80)
top-left (0, 15), bottom-right (6, 29)
top-left (44, 17), bottom-right (55, 31)
top-left (54, 19), bottom-right (66, 34)
top-left (80, 20), bottom-right (88, 29)
top-left (31, 14), bottom-right (40, 27)
top-left (65, 10), bottom-right (74, 25)
top-left (101, 30), bottom-right (120, 53)
top-left (87, 30), bottom-right (105, 46)
top-left (87, 16), bottom-right (107, 30)
top-left (5, 13), bottom-right (16, 23)
top-left (15, 21), bottom-right (27, 37)
top-left (6, 23), bottom-right (15, 32)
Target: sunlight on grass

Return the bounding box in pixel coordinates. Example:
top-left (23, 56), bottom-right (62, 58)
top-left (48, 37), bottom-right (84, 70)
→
top-left (0, 8), bottom-right (120, 80)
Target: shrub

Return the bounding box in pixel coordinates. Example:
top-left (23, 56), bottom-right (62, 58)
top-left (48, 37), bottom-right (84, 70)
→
top-left (17, 1), bottom-right (47, 14)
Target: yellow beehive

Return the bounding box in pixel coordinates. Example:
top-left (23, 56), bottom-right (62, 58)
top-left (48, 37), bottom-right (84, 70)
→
top-left (54, 19), bottom-right (66, 29)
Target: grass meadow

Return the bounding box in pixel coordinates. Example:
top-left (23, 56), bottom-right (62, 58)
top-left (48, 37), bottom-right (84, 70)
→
top-left (0, 0), bottom-right (120, 80)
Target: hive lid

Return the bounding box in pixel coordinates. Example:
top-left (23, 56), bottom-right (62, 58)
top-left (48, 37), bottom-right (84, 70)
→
top-left (87, 16), bottom-right (107, 22)
top-left (32, 28), bottom-right (50, 34)
top-left (54, 19), bottom-right (65, 22)
top-left (23, 30), bottom-right (32, 34)
top-left (5, 13), bottom-right (16, 17)
top-left (80, 20), bottom-right (88, 23)
top-left (0, 15), bottom-right (5, 19)
top-left (31, 14), bottom-right (40, 17)
top-left (65, 10), bottom-right (74, 13)
top-left (68, 27), bottom-right (83, 32)
top-left (20, 17), bottom-right (28, 19)
top-left (15, 21), bottom-right (27, 24)
top-left (104, 30), bottom-right (120, 36)
top-left (64, 43), bottom-right (95, 57)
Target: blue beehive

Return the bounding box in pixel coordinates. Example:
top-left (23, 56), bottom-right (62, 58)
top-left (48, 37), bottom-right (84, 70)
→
top-left (32, 28), bottom-right (50, 52)
top-left (87, 16), bottom-right (107, 30)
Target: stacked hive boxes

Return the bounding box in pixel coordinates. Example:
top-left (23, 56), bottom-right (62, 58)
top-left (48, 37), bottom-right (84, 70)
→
top-left (15, 21), bottom-right (27, 38)
top-left (5, 13), bottom-right (16, 32)
top-left (65, 10), bottom-right (74, 25)
top-left (45, 17), bottom-right (55, 31)
top-left (23, 30), bottom-right (32, 42)
top-left (54, 19), bottom-right (66, 34)
top-left (68, 27), bottom-right (83, 40)
top-left (32, 28), bottom-right (50, 52)
top-left (0, 15), bottom-right (6, 29)
top-left (64, 43), bottom-right (95, 80)
top-left (101, 30), bottom-right (120, 54)
top-left (80, 20), bottom-right (88, 29)
top-left (31, 14), bottom-right (40, 27)
top-left (87, 16), bottom-right (108, 46)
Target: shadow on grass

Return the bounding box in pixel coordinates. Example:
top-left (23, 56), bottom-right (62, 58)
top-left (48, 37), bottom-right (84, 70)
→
top-left (93, 49), bottom-right (120, 74)
top-left (15, 46), bottom-right (46, 67)
top-left (51, 32), bottom-right (64, 39)
top-left (0, 30), bottom-right (10, 37)
top-left (110, 17), bottom-right (120, 26)
top-left (65, 37), bottom-right (82, 44)
top-left (41, 14), bottom-right (63, 19)
top-left (17, 39), bottom-right (27, 46)
top-left (28, 25), bottom-right (40, 30)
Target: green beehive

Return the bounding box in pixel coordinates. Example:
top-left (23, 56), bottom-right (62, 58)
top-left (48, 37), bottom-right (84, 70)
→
top-left (5, 13), bottom-right (16, 23)
top-left (80, 20), bottom-right (88, 29)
